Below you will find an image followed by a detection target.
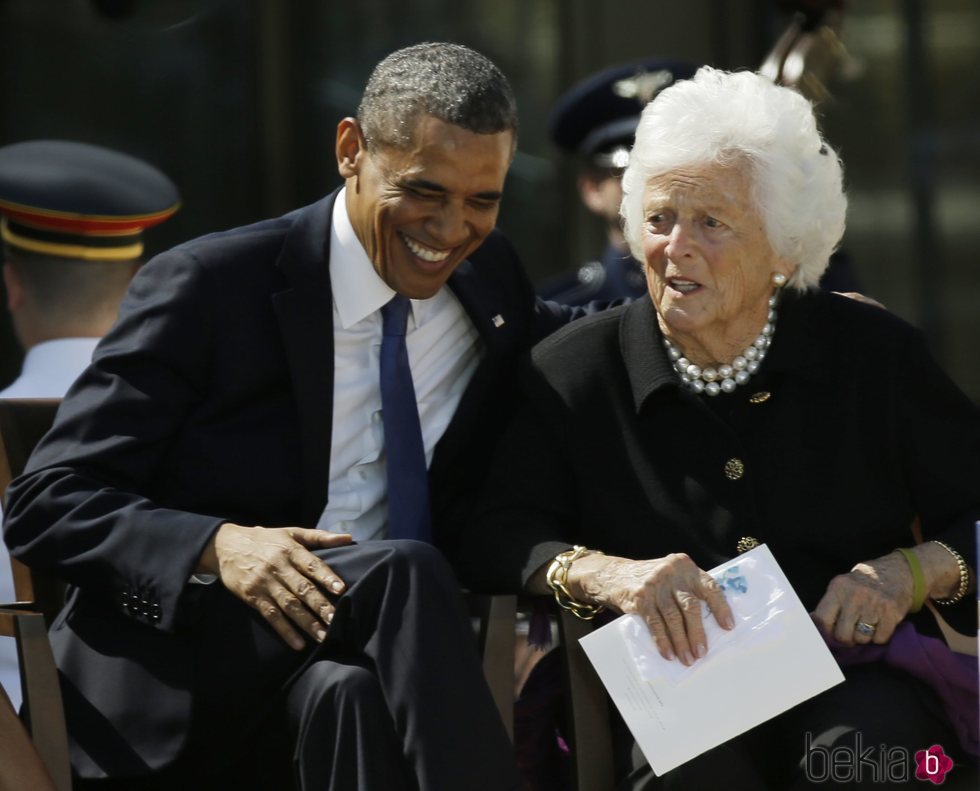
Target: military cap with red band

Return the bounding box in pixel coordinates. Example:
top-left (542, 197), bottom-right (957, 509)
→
top-left (0, 140), bottom-right (180, 261)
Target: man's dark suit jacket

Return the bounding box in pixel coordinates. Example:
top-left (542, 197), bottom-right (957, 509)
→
top-left (459, 291), bottom-right (980, 634)
top-left (2, 189), bottom-right (573, 777)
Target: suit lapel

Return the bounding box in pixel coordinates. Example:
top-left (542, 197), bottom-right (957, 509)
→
top-left (439, 257), bottom-right (523, 463)
top-left (448, 257), bottom-right (523, 359)
top-left (272, 191), bottom-right (338, 525)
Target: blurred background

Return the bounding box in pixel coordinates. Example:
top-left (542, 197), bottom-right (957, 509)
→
top-left (0, 0), bottom-right (977, 399)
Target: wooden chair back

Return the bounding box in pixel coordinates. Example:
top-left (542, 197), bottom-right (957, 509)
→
top-left (0, 399), bottom-right (66, 615)
top-left (0, 397), bottom-right (71, 790)
top-left (557, 609), bottom-right (615, 791)
top-left (468, 593), bottom-right (517, 741)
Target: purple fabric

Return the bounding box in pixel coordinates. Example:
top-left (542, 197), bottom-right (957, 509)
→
top-left (824, 621), bottom-right (978, 758)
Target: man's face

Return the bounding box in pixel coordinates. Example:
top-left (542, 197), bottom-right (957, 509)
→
top-left (337, 115), bottom-right (514, 299)
top-left (579, 167), bottom-right (625, 229)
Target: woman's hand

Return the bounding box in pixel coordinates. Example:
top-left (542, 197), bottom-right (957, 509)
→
top-left (566, 552), bottom-right (734, 666)
top-left (812, 552), bottom-right (913, 646)
top-left (812, 542), bottom-right (965, 646)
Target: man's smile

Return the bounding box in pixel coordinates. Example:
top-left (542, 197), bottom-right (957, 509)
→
top-left (400, 232), bottom-right (453, 264)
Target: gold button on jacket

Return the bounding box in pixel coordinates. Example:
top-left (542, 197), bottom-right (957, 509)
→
top-left (724, 457), bottom-right (745, 480)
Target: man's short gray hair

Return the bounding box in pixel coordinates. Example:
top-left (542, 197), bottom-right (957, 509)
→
top-left (621, 67), bottom-right (847, 291)
top-left (357, 42), bottom-right (519, 150)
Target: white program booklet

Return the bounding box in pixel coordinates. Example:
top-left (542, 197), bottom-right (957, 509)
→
top-left (578, 543), bottom-right (844, 776)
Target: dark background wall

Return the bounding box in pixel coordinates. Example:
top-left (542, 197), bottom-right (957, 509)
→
top-left (1, 0), bottom-right (977, 399)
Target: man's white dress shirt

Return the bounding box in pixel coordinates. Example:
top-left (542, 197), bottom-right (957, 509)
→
top-left (316, 189), bottom-right (482, 541)
top-left (0, 336), bottom-right (99, 710)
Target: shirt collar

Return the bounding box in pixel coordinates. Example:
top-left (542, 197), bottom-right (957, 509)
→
top-left (330, 188), bottom-right (415, 329)
top-left (23, 337), bottom-right (100, 371)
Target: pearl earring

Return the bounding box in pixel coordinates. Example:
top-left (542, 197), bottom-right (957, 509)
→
top-left (772, 272), bottom-right (787, 287)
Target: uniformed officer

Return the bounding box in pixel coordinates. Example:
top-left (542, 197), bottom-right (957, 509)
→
top-left (0, 139), bottom-right (179, 710)
top-left (539, 59), bottom-right (696, 305)
top-left (0, 139), bottom-right (180, 398)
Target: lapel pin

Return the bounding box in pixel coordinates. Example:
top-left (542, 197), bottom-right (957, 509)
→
top-left (491, 314), bottom-right (505, 328)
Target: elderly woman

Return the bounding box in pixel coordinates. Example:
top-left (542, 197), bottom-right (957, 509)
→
top-left (458, 68), bottom-right (978, 789)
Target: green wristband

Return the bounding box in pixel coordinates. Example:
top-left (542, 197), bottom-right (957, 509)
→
top-left (896, 547), bottom-right (926, 613)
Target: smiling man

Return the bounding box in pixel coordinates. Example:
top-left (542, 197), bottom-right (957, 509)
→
top-left (338, 113), bottom-right (513, 298)
top-left (3, 43), bottom-right (576, 791)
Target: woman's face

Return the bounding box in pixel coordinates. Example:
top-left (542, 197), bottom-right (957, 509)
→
top-left (641, 162), bottom-right (793, 350)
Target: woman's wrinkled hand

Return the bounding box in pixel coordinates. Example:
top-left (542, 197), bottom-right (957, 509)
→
top-left (569, 553), bottom-right (734, 666)
top-left (812, 551), bottom-right (914, 646)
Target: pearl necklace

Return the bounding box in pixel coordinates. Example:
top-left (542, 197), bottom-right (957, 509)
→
top-left (663, 295), bottom-right (779, 397)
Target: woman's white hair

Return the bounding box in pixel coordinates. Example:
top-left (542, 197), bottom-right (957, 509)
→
top-left (621, 67), bottom-right (847, 291)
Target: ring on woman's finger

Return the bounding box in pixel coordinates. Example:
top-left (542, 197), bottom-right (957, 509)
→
top-left (854, 621), bottom-right (876, 637)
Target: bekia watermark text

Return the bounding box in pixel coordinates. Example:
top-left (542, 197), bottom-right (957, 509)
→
top-left (804, 732), bottom-right (954, 784)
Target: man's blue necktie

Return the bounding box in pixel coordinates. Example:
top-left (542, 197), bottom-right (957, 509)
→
top-left (380, 295), bottom-right (432, 542)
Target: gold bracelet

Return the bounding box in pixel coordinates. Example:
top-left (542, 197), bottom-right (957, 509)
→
top-left (929, 540), bottom-right (971, 606)
top-left (546, 545), bottom-right (606, 620)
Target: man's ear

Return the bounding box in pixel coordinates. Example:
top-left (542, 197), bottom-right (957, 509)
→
top-left (3, 262), bottom-right (24, 312)
top-left (336, 117), bottom-right (367, 179)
